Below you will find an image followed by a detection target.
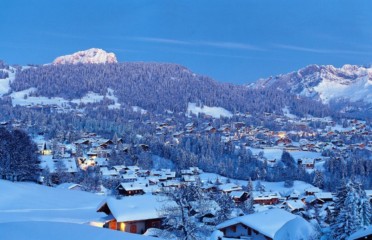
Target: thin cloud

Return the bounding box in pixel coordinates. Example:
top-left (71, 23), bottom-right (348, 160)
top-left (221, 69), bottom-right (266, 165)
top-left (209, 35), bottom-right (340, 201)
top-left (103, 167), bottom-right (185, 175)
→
top-left (198, 41), bottom-right (264, 51)
top-left (132, 37), bottom-right (265, 51)
top-left (274, 44), bottom-right (372, 55)
top-left (133, 37), bottom-right (190, 45)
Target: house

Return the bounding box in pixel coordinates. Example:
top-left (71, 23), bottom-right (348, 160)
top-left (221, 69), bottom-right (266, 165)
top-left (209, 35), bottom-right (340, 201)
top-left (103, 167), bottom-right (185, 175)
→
top-left (284, 200), bottom-right (306, 213)
top-left (100, 167), bottom-right (119, 178)
top-left (298, 158), bottom-right (315, 169)
top-left (305, 187), bottom-right (321, 195)
top-left (252, 191), bottom-right (281, 205)
top-left (218, 183), bottom-right (243, 194)
top-left (288, 189), bottom-right (301, 200)
top-left (314, 192), bottom-right (334, 203)
top-left (116, 183), bottom-right (145, 196)
top-left (97, 195), bottom-right (173, 234)
top-left (229, 191), bottom-right (249, 204)
top-left (216, 209), bottom-right (315, 240)
top-left (56, 183), bottom-right (83, 191)
top-left (182, 175), bottom-right (196, 182)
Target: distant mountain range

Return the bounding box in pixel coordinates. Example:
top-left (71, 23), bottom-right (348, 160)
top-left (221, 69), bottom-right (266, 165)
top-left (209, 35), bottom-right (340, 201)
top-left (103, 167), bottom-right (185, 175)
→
top-left (249, 64), bottom-right (372, 104)
top-left (0, 48), bottom-right (371, 119)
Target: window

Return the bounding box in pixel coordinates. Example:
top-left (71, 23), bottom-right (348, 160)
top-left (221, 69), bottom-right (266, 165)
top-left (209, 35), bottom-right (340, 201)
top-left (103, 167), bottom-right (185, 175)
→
top-left (109, 221), bottom-right (117, 230)
top-left (130, 224), bottom-right (137, 233)
top-left (231, 225), bottom-right (237, 232)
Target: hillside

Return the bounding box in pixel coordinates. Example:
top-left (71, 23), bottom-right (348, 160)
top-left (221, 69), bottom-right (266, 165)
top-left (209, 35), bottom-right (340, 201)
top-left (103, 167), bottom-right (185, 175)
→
top-left (251, 64), bottom-right (372, 104)
top-left (6, 59), bottom-right (332, 118)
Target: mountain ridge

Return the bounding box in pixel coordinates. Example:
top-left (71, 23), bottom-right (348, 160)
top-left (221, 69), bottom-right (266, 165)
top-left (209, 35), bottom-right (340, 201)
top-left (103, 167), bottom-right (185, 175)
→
top-left (250, 64), bottom-right (372, 104)
top-left (52, 48), bottom-right (118, 65)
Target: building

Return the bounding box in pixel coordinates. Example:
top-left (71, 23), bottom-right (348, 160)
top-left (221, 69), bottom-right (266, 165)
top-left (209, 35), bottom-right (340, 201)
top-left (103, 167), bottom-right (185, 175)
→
top-left (97, 195), bottom-right (172, 234)
top-left (116, 183), bottom-right (145, 196)
top-left (216, 209), bottom-right (314, 240)
top-left (252, 191), bottom-right (281, 205)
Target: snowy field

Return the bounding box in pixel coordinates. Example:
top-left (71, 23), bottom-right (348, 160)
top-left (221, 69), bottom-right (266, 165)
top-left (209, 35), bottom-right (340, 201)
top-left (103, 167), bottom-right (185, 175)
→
top-left (0, 180), bottom-right (104, 224)
top-left (0, 221), bottom-right (159, 240)
top-left (247, 147), bottom-right (323, 161)
top-left (9, 87), bottom-right (121, 109)
top-left (0, 180), bottom-right (159, 240)
top-left (187, 102), bottom-right (233, 118)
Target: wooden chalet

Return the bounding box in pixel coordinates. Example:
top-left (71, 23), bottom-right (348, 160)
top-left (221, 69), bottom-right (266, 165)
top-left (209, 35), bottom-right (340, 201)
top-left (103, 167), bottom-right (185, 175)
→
top-left (97, 195), bottom-right (174, 234)
top-left (252, 191), bottom-right (280, 205)
top-left (216, 209), bottom-right (314, 239)
top-left (116, 183), bottom-right (145, 196)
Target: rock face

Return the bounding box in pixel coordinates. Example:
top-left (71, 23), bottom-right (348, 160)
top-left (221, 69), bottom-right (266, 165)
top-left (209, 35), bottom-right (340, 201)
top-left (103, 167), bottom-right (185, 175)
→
top-left (250, 64), bottom-right (372, 103)
top-left (53, 48), bottom-right (118, 65)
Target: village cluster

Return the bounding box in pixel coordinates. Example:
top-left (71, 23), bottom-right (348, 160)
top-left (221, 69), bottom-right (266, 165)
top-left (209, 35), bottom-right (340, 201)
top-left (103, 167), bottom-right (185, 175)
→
top-left (29, 112), bottom-right (371, 239)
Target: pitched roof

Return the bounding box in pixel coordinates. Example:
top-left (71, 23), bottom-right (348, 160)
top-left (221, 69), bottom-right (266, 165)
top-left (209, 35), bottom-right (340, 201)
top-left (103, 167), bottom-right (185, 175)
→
top-left (97, 194), bottom-right (174, 222)
top-left (216, 209), bottom-right (300, 239)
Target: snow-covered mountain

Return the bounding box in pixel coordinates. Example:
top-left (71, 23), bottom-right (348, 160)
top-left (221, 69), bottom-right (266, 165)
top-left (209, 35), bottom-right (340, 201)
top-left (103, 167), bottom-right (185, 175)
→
top-left (250, 64), bottom-right (372, 104)
top-left (53, 48), bottom-right (118, 65)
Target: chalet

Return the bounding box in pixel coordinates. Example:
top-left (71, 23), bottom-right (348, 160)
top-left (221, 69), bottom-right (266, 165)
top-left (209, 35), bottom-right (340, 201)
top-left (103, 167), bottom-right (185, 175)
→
top-left (288, 189), bottom-right (301, 200)
top-left (182, 175), bottom-right (196, 182)
top-left (218, 183), bottom-right (243, 194)
top-left (112, 165), bottom-right (126, 173)
top-left (205, 126), bottom-right (216, 133)
top-left (314, 192), bottom-right (334, 203)
top-left (284, 200), bottom-right (306, 213)
top-left (229, 191), bottom-right (249, 204)
top-left (298, 158), bottom-right (315, 169)
top-left (252, 191), bottom-right (280, 205)
top-left (116, 183), bottom-right (145, 196)
top-left (121, 174), bottom-right (137, 182)
top-left (305, 187), bottom-right (321, 196)
top-left (97, 195), bottom-right (173, 234)
top-left (216, 209), bottom-right (314, 240)
top-left (100, 167), bottom-right (120, 178)
top-left (56, 183), bottom-right (83, 191)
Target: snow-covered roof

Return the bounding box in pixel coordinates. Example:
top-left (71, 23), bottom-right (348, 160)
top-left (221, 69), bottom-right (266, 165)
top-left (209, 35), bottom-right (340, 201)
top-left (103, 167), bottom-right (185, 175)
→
top-left (100, 167), bottom-right (119, 177)
top-left (305, 187), bottom-right (321, 193)
top-left (218, 183), bottom-right (242, 192)
top-left (217, 209), bottom-right (308, 239)
top-left (274, 216), bottom-right (315, 240)
top-left (97, 194), bottom-right (173, 222)
top-left (285, 200), bottom-right (306, 211)
top-left (314, 192), bottom-right (333, 200)
top-left (118, 183), bottom-right (143, 191)
top-left (252, 191), bottom-right (280, 200)
top-left (56, 183), bottom-right (82, 190)
top-left (229, 191), bottom-right (246, 198)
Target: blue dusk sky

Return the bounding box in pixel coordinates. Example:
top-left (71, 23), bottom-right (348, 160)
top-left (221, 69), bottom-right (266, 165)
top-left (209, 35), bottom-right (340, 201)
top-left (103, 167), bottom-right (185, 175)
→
top-left (1, 0), bottom-right (372, 84)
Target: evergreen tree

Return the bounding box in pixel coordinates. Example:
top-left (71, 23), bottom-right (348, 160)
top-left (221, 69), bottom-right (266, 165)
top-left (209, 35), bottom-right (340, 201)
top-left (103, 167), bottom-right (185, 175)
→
top-left (313, 170), bottom-right (324, 189)
top-left (331, 180), bottom-right (372, 239)
top-left (0, 128), bottom-right (40, 182)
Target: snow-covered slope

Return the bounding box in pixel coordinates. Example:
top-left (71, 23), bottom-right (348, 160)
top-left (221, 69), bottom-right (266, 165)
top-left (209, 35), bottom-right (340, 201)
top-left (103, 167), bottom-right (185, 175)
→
top-left (251, 64), bottom-right (372, 104)
top-left (0, 180), bottom-right (160, 239)
top-left (0, 66), bottom-right (16, 96)
top-left (0, 221), bottom-right (159, 240)
top-left (53, 48), bottom-right (117, 65)
top-left (187, 102), bottom-right (233, 118)
top-left (0, 179), bottom-right (104, 223)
